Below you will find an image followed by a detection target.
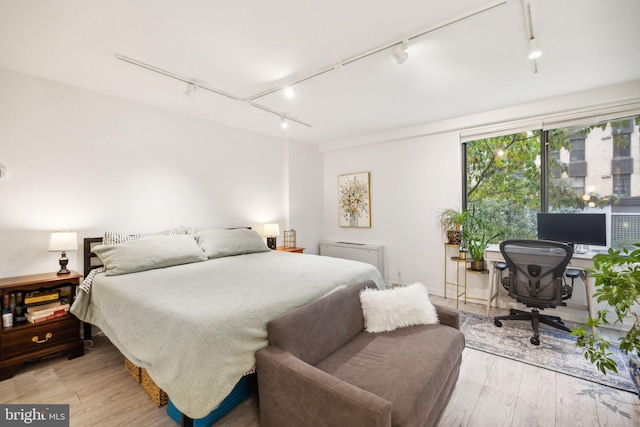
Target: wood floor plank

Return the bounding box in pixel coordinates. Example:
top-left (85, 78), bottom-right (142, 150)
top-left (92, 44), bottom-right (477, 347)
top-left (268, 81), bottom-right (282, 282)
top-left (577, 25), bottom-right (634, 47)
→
top-left (556, 374), bottom-right (599, 416)
top-left (468, 385), bottom-right (518, 427)
top-left (510, 395), bottom-right (556, 427)
top-left (458, 348), bottom-right (495, 385)
top-left (517, 363), bottom-right (557, 412)
top-left (484, 356), bottom-right (524, 396)
top-left (439, 376), bottom-right (483, 427)
top-left (556, 403), bottom-right (601, 427)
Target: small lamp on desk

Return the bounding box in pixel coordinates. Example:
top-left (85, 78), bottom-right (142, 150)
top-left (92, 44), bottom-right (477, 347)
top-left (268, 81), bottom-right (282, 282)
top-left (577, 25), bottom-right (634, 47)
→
top-left (48, 232), bottom-right (78, 275)
top-left (263, 224), bottom-right (280, 250)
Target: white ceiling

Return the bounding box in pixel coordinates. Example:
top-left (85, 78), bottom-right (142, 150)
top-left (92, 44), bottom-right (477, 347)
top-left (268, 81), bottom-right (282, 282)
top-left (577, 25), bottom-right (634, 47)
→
top-left (1, 0), bottom-right (639, 145)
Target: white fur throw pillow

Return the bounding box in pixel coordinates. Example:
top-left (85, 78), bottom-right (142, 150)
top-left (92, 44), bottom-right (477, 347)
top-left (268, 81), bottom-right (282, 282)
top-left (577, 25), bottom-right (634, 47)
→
top-left (359, 283), bottom-right (439, 333)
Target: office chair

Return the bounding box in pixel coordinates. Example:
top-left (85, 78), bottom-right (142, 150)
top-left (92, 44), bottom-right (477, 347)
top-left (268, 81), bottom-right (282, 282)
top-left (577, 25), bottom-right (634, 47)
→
top-left (494, 239), bottom-right (573, 345)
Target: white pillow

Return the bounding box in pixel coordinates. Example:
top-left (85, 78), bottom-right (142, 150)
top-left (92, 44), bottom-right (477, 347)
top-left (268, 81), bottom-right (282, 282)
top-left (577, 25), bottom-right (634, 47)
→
top-left (359, 283), bottom-right (439, 333)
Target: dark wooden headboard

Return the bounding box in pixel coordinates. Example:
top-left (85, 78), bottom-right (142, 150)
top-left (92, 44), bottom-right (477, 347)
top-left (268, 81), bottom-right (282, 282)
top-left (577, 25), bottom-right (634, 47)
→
top-left (83, 237), bottom-right (104, 279)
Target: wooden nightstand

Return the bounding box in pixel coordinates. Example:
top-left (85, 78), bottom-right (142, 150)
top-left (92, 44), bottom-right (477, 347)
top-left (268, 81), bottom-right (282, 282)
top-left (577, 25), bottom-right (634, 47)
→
top-left (276, 246), bottom-right (305, 254)
top-left (0, 271), bottom-right (84, 380)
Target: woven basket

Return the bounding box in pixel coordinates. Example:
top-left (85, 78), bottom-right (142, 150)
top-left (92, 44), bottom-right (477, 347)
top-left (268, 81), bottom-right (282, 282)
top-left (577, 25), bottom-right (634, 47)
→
top-left (124, 358), bottom-right (142, 383)
top-left (141, 368), bottom-right (169, 407)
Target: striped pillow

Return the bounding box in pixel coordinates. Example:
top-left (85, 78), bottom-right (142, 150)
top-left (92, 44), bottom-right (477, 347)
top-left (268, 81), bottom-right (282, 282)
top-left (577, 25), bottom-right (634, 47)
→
top-left (102, 227), bottom-right (185, 245)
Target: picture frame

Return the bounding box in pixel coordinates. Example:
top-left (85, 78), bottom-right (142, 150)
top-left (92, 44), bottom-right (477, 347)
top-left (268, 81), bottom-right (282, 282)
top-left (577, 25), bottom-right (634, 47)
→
top-left (338, 172), bottom-right (371, 228)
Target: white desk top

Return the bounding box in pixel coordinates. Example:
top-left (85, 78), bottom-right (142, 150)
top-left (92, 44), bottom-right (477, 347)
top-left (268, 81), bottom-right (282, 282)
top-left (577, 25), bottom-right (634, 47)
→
top-left (485, 244), bottom-right (607, 264)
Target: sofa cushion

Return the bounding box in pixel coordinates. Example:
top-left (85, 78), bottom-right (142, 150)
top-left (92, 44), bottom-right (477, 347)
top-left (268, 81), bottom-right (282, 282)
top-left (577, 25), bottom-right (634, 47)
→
top-left (315, 324), bottom-right (465, 427)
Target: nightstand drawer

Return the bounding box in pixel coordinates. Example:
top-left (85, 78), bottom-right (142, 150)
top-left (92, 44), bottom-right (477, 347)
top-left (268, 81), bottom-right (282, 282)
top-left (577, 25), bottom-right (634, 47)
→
top-left (1, 316), bottom-right (78, 359)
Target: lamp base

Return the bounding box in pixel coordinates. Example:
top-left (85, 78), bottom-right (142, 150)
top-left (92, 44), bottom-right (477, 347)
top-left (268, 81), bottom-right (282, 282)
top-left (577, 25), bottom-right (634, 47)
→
top-left (267, 237), bottom-right (277, 250)
top-left (57, 252), bottom-right (70, 275)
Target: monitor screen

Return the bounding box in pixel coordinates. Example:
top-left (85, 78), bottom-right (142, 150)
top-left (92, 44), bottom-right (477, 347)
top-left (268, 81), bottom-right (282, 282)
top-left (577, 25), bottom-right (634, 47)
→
top-left (537, 213), bottom-right (607, 247)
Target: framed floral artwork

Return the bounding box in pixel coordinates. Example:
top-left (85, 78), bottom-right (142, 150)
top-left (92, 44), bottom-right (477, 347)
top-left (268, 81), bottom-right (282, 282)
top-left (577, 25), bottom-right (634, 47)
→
top-left (338, 172), bottom-right (371, 228)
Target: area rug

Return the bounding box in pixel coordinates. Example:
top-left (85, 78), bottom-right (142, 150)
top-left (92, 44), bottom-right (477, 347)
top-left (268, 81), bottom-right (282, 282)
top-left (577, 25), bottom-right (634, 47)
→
top-left (460, 311), bottom-right (638, 394)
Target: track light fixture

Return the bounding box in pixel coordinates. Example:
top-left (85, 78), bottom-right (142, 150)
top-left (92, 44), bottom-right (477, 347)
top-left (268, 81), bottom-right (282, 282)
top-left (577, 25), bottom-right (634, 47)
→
top-left (524, 1), bottom-right (542, 64)
top-left (283, 86), bottom-right (295, 98)
top-left (528, 37), bottom-right (541, 59)
top-left (281, 117), bottom-right (288, 129)
top-left (185, 82), bottom-right (197, 96)
top-left (392, 40), bottom-right (409, 65)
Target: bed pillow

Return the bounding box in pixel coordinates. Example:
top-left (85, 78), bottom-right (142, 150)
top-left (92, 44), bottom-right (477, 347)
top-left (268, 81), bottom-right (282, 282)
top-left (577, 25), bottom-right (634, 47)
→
top-left (93, 234), bottom-right (207, 276)
top-left (359, 283), bottom-right (439, 333)
top-left (196, 228), bottom-right (269, 259)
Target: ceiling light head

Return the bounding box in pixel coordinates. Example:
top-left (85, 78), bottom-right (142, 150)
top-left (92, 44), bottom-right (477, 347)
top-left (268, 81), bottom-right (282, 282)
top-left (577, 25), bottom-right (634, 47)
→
top-left (528, 38), bottom-right (542, 59)
top-left (281, 117), bottom-right (288, 129)
top-left (392, 41), bottom-right (409, 65)
top-left (185, 82), bottom-right (197, 96)
top-left (283, 86), bottom-right (295, 99)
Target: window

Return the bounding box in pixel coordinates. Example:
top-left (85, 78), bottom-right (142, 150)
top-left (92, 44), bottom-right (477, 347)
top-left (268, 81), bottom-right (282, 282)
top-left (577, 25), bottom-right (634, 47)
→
top-left (463, 115), bottom-right (640, 249)
top-left (465, 132), bottom-right (541, 240)
top-left (613, 174), bottom-right (630, 197)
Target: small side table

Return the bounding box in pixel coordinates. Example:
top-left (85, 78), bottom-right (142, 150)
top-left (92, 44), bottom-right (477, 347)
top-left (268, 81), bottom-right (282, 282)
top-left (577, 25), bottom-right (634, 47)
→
top-left (443, 244), bottom-right (467, 308)
top-left (276, 246), bottom-right (305, 254)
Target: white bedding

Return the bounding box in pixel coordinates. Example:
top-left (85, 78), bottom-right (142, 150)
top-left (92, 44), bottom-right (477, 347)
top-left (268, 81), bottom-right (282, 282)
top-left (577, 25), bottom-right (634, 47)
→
top-left (71, 250), bottom-right (384, 418)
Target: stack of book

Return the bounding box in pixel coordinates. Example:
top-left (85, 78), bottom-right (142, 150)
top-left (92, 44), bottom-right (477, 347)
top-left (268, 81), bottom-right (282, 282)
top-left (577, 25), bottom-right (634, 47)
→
top-left (25, 301), bottom-right (70, 324)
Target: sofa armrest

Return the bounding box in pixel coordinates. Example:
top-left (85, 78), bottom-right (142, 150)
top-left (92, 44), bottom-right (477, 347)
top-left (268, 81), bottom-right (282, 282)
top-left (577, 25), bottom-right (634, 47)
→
top-left (434, 304), bottom-right (460, 330)
top-left (256, 346), bottom-right (392, 427)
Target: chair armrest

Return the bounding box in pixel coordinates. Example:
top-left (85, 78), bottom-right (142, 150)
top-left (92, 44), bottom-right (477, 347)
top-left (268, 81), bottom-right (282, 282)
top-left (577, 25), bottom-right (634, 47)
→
top-left (256, 346), bottom-right (392, 427)
top-left (434, 304), bottom-right (460, 330)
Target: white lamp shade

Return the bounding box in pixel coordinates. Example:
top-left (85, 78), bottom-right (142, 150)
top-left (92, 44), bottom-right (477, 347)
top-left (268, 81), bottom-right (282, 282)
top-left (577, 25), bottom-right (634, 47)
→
top-left (48, 232), bottom-right (78, 252)
top-left (263, 224), bottom-right (280, 237)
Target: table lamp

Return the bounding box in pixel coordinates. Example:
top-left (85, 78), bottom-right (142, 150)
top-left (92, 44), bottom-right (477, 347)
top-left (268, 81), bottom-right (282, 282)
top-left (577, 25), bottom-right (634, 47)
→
top-left (48, 232), bottom-right (78, 275)
top-left (264, 224), bottom-right (280, 250)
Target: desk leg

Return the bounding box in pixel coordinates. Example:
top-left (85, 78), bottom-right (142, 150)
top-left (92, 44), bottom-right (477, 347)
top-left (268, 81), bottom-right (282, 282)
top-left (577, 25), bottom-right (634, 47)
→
top-left (486, 260), bottom-right (496, 317)
top-left (582, 271), bottom-right (597, 333)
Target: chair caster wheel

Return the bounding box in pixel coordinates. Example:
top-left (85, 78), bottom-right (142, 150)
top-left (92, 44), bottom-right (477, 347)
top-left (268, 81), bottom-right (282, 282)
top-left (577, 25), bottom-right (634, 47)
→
top-left (530, 337), bottom-right (540, 345)
top-left (494, 320), bottom-right (502, 327)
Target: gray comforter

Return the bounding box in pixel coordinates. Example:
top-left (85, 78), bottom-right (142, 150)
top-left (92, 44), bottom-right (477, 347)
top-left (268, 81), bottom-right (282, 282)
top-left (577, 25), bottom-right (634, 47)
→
top-left (71, 251), bottom-right (384, 418)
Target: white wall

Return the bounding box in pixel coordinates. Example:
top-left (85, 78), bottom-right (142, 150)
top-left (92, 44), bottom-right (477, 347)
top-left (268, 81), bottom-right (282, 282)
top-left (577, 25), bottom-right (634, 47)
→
top-left (322, 81), bottom-right (640, 318)
top-left (287, 139), bottom-right (323, 254)
top-left (0, 68), bottom-right (320, 277)
top-left (323, 133), bottom-right (460, 289)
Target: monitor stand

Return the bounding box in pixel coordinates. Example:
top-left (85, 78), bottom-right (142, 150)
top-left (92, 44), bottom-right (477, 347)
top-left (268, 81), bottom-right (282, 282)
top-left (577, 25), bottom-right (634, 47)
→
top-left (574, 244), bottom-right (589, 254)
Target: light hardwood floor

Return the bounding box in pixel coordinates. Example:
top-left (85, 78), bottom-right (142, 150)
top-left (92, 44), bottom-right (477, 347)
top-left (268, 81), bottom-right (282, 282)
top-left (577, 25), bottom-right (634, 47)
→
top-left (1, 298), bottom-right (638, 427)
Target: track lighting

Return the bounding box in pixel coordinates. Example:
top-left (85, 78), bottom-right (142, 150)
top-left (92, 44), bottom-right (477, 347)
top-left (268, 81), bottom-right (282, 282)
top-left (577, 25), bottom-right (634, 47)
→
top-left (185, 83), bottom-right (197, 96)
top-left (281, 117), bottom-right (288, 129)
top-left (528, 37), bottom-right (541, 59)
top-left (392, 41), bottom-right (408, 65)
top-left (524, 2), bottom-right (542, 61)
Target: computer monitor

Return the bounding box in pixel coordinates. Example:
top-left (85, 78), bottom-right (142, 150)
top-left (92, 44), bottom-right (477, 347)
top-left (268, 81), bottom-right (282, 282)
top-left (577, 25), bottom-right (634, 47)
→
top-left (537, 213), bottom-right (607, 247)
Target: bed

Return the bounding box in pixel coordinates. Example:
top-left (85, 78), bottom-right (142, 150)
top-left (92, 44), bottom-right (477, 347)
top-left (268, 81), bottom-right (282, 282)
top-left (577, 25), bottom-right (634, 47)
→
top-left (70, 228), bottom-right (385, 424)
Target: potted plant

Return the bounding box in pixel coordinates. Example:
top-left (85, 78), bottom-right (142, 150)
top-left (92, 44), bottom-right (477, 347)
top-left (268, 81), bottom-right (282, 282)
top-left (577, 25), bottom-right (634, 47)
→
top-left (571, 245), bottom-right (640, 391)
top-left (462, 208), bottom-right (500, 271)
top-left (437, 208), bottom-right (466, 245)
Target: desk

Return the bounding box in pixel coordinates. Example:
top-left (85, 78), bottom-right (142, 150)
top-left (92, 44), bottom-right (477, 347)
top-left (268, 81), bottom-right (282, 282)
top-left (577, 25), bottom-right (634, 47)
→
top-left (484, 245), bottom-right (595, 329)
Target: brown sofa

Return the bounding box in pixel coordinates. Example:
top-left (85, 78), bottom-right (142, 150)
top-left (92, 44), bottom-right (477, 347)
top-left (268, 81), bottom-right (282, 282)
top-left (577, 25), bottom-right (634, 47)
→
top-left (256, 280), bottom-right (465, 427)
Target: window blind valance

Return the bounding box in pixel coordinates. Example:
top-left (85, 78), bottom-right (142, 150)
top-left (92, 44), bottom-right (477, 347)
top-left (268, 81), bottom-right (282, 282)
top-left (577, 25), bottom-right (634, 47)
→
top-left (460, 101), bottom-right (640, 143)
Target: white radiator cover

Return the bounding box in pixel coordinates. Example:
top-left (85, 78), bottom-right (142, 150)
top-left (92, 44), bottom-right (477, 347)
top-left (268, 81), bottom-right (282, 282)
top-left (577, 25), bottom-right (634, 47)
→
top-left (320, 240), bottom-right (384, 278)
